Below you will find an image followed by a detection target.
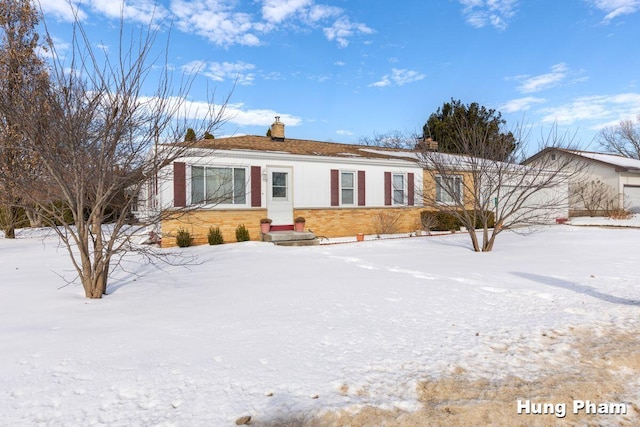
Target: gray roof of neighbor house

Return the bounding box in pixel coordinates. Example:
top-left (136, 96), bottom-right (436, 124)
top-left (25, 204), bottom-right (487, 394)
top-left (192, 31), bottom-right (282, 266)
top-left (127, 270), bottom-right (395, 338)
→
top-left (188, 135), bottom-right (421, 161)
top-left (525, 148), bottom-right (640, 173)
top-left (565, 150), bottom-right (640, 172)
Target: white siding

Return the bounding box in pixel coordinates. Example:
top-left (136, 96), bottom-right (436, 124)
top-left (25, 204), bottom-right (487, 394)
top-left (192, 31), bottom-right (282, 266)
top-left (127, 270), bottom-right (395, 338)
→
top-left (155, 150), bottom-right (423, 211)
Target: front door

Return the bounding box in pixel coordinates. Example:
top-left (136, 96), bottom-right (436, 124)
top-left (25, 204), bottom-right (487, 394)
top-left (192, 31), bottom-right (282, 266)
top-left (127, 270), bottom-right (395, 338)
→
top-left (267, 166), bottom-right (293, 225)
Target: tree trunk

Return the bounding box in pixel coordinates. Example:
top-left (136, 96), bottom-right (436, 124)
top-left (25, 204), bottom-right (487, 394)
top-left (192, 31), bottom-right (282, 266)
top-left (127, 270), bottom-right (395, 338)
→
top-left (3, 225), bottom-right (15, 238)
top-left (25, 206), bottom-right (44, 228)
top-left (0, 205), bottom-right (18, 238)
top-left (468, 226), bottom-right (481, 252)
top-left (482, 231), bottom-right (497, 252)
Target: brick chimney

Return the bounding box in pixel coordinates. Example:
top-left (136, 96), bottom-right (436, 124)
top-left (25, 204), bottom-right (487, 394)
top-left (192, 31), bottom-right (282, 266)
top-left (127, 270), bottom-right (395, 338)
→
top-left (270, 116), bottom-right (285, 141)
top-left (415, 136), bottom-right (438, 152)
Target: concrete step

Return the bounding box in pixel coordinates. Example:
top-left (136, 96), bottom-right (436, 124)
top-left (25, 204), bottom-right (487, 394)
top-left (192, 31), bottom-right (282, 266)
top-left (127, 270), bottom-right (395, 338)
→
top-left (262, 230), bottom-right (318, 246)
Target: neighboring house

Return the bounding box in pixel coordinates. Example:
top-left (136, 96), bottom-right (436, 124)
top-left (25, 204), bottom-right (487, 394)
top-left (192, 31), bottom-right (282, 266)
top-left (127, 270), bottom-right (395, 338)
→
top-left (524, 148), bottom-right (640, 215)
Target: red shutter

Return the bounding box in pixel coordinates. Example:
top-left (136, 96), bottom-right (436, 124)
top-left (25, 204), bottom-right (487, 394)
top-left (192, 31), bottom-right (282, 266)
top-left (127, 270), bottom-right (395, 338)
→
top-left (330, 169), bottom-right (339, 206)
top-left (407, 172), bottom-right (415, 206)
top-left (384, 172), bottom-right (391, 206)
top-left (173, 162), bottom-right (186, 207)
top-left (357, 170), bottom-right (366, 206)
top-left (251, 166), bottom-right (261, 207)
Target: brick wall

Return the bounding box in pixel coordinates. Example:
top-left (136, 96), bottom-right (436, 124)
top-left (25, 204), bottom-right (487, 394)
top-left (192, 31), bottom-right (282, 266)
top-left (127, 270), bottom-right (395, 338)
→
top-left (161, 206), bottom-right (428, 247)
top-left (161, 209), bottom-right (267, 247)
top-left (294, 207), bottom-right (426, 238)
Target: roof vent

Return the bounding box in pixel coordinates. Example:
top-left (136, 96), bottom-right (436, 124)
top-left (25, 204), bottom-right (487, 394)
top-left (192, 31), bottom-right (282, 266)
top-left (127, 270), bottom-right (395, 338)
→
top-left (270, 116), bottom-right (285, 141)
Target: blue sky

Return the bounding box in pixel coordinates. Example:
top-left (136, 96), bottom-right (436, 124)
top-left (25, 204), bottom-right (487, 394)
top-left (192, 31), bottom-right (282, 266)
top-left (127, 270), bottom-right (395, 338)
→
top-left (38, 0), bottom-right (640, 152)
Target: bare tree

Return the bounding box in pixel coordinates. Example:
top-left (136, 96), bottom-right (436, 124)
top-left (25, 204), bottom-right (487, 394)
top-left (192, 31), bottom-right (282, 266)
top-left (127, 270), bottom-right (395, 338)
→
top-left (418, 120), bottom-right (580, 252)
top-left (358, 130), bottom-right (419, 149)
top-left (0, 10), bottom-right (230, 298)
top-left (0, 0), bottom-right (50, 237)
top-left (598, 115), bottom-right (640, 159)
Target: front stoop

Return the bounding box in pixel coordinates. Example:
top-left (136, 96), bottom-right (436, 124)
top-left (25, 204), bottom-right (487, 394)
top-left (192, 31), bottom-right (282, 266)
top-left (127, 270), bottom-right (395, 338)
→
top-left (262, 230), bottom-right (319, 246)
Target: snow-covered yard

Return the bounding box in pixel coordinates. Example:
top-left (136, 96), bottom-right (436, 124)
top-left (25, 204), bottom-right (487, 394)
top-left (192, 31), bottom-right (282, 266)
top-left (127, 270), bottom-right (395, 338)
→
top-left (1, 224), bottom-right (639, 426)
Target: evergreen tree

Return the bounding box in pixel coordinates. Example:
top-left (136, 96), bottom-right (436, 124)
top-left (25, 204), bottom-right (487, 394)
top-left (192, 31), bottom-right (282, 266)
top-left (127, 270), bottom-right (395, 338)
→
top-left (184, 127), bottom-right (196, 142)
top-left (423, 99), bottom-right (516, 161)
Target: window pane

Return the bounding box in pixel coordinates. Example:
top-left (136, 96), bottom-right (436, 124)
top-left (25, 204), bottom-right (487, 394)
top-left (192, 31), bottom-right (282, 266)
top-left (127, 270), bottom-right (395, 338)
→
top-left (341, 172), bottom-right (354, 188)
top-left (393, 189), bottom-right (404, 204)
top-left (273, 186), bottom-right (287, 198)
top-left (393, 174), bottom-right (403, 188)
top-left (207, 168), bottom-right (232, 204)
top-left (234, 168), bottom-right (246, 204)
top-left (273, 172), bottom-right (287, 186)
top-left (191, 166), bottom-right (205, 204)
top-left (393, 174), bottom-right (404, 204)
top-left (342, 189), bottom-right (354, 204)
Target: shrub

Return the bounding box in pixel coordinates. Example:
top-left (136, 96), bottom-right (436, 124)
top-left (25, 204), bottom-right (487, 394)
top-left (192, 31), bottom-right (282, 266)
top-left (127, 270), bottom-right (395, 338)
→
top-left (373, 211), bottom-right (401, 235)
top-left (175, 228), bottom-right (192, 247)
top-left (609, 209), bottom-right (632, 220)
top-left (420, 212), bottom-right (438, 233)
top-left (420, 210), bottom-right (495, 231)
top-left (207, 226), bottom-right (224, 245)
top-left (260, 218), bottom-right (272, 224)
top-left (295, 216), bottom-right (305, 223)
top-left (235, 224), bottom-right (250, 242)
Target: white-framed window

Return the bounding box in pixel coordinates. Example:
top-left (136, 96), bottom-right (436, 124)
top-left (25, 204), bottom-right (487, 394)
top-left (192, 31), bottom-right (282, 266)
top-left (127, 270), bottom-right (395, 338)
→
top-left (341, 171), bottom-right (355, 205)
top-left (392, 173), bottom-right (405, 205)
top-left (436, 175), bottom-right (463, 204)
top-left (191, 166), bottom-right (246, 205)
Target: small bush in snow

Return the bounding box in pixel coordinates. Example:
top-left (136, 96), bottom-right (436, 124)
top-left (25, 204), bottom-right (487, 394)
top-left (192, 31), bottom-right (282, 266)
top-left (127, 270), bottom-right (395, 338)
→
top-left (421, 210), bottom-right (495, 231)
top-left (235, 224), bottom-right (250, 242)
top-left (208, 226), bottom-right (224, 245)
top-left (373, 211), bottom-right (401, 235)
top-left (175, 228), bottom-right (192, 247)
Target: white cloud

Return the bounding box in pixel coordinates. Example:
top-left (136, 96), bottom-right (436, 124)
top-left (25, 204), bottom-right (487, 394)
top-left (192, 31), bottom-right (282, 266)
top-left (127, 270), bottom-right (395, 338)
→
top-left (307, 4), bottom-right (342, 22)
top-left (261, 0), bottom-right (313, 23)
top-left (516, 63), bottom-right (571, 93)
top-left (147, 97), bottom-right (302, 128)
top-left (336, 129), bottom-right (353, 136)
top-left (171, 0), bottom-right (263, 47)
top-left (500, 97), bottom-right (546, 113)
top-left (369, 68), bottom-right (425, 88)
top-left (40, 0), bottom-right (169, 25)
top-left (587, 0), bottom-right (640, 22)
top-left (459, 0), bottom-right (518, 30)
top-left (41, 0), bottom-right (371, 49)
top-left (39, 0), bottom-right (87, 22)
top-left (539, 93), bottom-right (640, 127)
top-left (323, 16), bottom-right (374, 48)
top-left (90, 0), bottom-right (168, 24)
top-left (224, 104), bottom-right (302, 127)
top-left (182, 60), bottom-right (256, 85)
